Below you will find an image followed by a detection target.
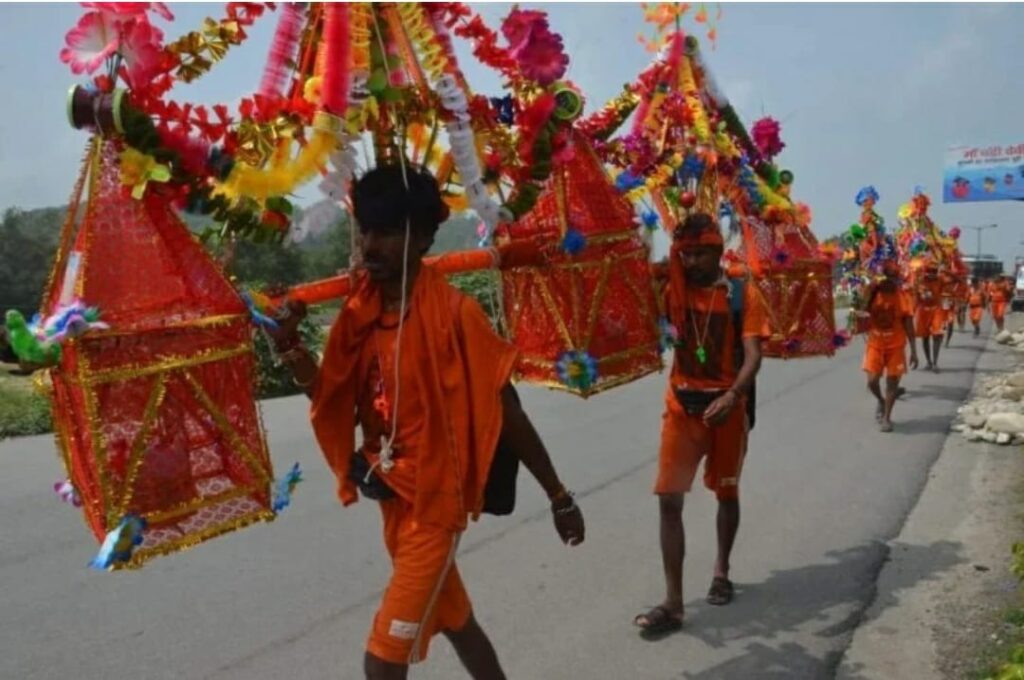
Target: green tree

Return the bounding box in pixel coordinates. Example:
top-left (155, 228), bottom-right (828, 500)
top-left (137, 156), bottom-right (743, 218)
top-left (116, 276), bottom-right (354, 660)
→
top-left (301, 214), bottom-right (354, 280)
top-left (0, 207), bottom-right (61, 316)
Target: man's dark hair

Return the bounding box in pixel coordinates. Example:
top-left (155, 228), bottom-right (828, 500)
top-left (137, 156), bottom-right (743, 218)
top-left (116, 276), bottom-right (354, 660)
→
top-left (672, 212), bottom-right (719, 242)
top-left (351, 165), bottom-right (449, 247)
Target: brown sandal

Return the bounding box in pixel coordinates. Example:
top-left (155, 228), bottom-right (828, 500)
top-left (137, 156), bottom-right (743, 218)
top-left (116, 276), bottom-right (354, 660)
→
top-left (634, 605), bottom-right (683, 637)
top-left (706, 577), bottom-right (734, 606)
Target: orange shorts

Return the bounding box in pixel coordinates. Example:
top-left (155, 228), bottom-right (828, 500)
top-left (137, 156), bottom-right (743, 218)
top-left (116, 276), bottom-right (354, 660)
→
top-left (367, 498), bottom-right (471, 665)
top-left (992, 301), bottom-right (1007, 322)
top-left (862, 343), bottom-right (907, 378)
top-left (970, 306), bottom-right (984, 324)
top-left (915, 308), bottom-right (944, 337)
top-left (656, 389), bottom-right (748, 501)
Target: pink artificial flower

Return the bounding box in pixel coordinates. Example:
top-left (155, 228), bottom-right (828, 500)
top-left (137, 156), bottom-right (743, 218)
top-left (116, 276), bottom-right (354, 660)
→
top-left (500, 8), bottom-right (568, 86)
top-left (119, 19), bottom-right (164, 87)
top-left (81, 2), bottom-right (174, 21)
top-left (60, 11), bottom-right (120, 75)
top-left (751, 117), bottom-right (785, 160)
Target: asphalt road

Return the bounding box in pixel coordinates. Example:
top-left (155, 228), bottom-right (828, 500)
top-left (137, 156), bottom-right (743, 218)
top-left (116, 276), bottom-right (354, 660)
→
top-left (0, 324), bottom-right (992, 680)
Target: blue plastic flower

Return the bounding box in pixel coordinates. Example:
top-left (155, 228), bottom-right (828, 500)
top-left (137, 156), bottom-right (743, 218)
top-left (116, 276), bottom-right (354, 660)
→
top-left (657, 317), bottom-right (678, 354)
top-left (614, 170), bottom-right (644, 193)
top-left (556, 350), bottom-right (598, 391)
top-left (832, 330), bottom-right (852, 349)
top-left (562, 227), bottom-right (587, 255)
top-left (678, 154), bottom-right (705, 181)
top-left (641, 209), bottom-right (659, 232)
top-left (490, 95), bottom-right (515, 126)
top-left (88, 515), bottom-right (146, 570)
top-left (241, 291), bottom-right (279, 330)
top-left (855, 186), bottom-right (879, 207)
top-left (272, 462), bottom-right (303, 513)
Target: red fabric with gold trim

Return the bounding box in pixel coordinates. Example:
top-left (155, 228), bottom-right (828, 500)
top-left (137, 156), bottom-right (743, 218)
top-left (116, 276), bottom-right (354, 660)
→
top-left (497, 133), bottom-right (662, 396)
top-left (732, 207), bottom-right (837, 358)
top-left (44, 140), bottom-right (274, 568)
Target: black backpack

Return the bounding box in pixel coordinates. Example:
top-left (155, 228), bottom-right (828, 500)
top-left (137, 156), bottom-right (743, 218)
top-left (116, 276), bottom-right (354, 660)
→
top-left (729, 278), bottom-right (757, 431)
top-left (482, 384), bottom-right (521, 516)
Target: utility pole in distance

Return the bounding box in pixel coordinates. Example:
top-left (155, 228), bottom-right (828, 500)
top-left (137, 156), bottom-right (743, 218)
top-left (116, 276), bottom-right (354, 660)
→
top-left (963, 224), bottom-right (997, 260)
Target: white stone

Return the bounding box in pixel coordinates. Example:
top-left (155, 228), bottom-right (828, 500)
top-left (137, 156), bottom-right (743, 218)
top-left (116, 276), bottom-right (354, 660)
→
top-left (1003, 386), bottom-right (1024, 401)
top-left (997, 330), bottom-right (1013, 344)
top-left (997, 432), bottom-right (1012, 445)
top-left (986, 412), bottom-right (1024, 435)
top-left (982, 430), bottom-right (999, 443)
top-left (1008, 373), bottom-right (1024, 388)
top-left (964, 413), bottom-right (988, 429)
top-left (965, 430), bottom-right (983, 442)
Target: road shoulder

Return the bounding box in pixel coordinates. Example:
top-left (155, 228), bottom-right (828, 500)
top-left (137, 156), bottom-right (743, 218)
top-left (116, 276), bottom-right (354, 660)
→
top-left (837, 335), bottom-right (1024, 679)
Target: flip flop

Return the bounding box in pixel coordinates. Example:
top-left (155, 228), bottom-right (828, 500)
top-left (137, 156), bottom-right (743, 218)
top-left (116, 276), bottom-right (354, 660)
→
top-left (707, 577), bottom-right (734, 606)
top-left (634, 605), bottom-right (683, 637)
top-left (879, 421), bottom-right (894, 433)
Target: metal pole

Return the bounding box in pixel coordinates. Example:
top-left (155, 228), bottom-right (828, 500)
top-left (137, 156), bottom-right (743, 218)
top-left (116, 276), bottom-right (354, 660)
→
top-left (964, 224), bottom-right (997, 260)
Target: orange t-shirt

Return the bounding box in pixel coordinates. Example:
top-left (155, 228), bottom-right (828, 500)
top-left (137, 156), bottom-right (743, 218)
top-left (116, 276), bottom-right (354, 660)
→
top-left (989, 281), bottom-right (1011, 303)
top-left (866, 288), bottom-right (912, 350)
top-left (669, 281), bottom-right (769, 391)
top-left (968, 290), bottom-right (986, 308)
top-left (915, 277), bottom-right (942, 310)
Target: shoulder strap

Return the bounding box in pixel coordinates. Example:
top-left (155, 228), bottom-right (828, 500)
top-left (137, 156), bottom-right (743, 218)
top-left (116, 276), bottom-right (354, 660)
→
top-left (728, 277), bottom-right (745, 316)
top-left (729, 277), bottom-right (745, 368)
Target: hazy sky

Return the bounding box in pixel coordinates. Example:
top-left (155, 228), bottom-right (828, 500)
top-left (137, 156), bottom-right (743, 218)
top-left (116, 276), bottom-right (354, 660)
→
top-left (0, 2), bottom-right (1021, 267)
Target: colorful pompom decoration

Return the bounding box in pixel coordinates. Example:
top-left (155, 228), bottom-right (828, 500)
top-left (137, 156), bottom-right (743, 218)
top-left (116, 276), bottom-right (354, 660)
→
top-left (88, 514), bottom-right (146, 571)
top-left (831, 330), bottom-right (852, 349)
top-left (750, 117), bottom-right (785, 160)
top-left (855, 186), bottom-right (879, 207)
top-left (272, 462), bottom-right (303, 513)
top-left (556, 350), bottom-right (598, 391)
top-left (54, 479), bottom-right (82, 507)
top-left (562, 227), bottom-right (587, 255)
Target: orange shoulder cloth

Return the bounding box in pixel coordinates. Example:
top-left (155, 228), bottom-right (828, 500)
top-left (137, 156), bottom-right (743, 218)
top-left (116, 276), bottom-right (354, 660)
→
top-left (309, 265), bottom-right (518, 530)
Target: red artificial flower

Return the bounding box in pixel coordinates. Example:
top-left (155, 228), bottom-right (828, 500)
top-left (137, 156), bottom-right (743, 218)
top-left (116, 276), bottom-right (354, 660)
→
top-left (501, 8), bottom-right (568, 86)
top-left (226, 2), bottom-right (270, 27)
top-left (118, 19), bottom-right (165, 88)
top-left (516, 92), bottom-right (556, 163)
top-left (92, 73), bottom-right (114, 92)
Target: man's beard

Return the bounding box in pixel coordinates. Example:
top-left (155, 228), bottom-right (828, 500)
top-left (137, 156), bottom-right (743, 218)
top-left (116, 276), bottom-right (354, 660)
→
top-left (685, 267), bottom-right (720, 287)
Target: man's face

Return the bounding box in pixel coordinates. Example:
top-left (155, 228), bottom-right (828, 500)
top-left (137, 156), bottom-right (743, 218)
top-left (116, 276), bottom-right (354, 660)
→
top-left (360, 225), bottom-right (430, 283)
top-left (679, 245), bottom-right (722, 286)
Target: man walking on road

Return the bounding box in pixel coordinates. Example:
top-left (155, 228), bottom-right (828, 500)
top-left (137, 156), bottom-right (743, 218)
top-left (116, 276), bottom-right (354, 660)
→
top-left (858, 261), bottom-right (919, 432)
top-left (914, 261), bottom-right (945, 372)
top-left (968, 278), bottom-right (987, 337)
top-left (988, 275), bottom-right (1013, 332)
top-left (268, 165), bottom-right (585, 680)
top-left (634, 213), bottom-right (767, 636)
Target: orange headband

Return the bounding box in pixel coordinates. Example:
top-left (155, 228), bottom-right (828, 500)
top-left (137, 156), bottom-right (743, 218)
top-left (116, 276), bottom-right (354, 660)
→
top-left (673, 224), bottom-right (724, 248)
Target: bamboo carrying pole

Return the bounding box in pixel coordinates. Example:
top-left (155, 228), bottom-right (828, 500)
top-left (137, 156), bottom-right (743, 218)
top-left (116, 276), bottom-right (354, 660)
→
top-left (276, 239), bottom-right (546, 305)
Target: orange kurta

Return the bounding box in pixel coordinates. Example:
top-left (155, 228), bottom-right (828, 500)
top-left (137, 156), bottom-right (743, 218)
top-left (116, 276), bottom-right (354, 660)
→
top-left (311, 264), bottom-right (517, 529)
top-left (989, 281), bottom-right (1012, 322)
top-left (862, 287), bottom-right (912, 377)
top-left (657, 243), bottom-right (769, 500)
top-left (914, 276), bottom-right (944, 337)
top-left (310, 265), bottom-right (518, 664)
top-left (969, 290), bottom-right (986, 325)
